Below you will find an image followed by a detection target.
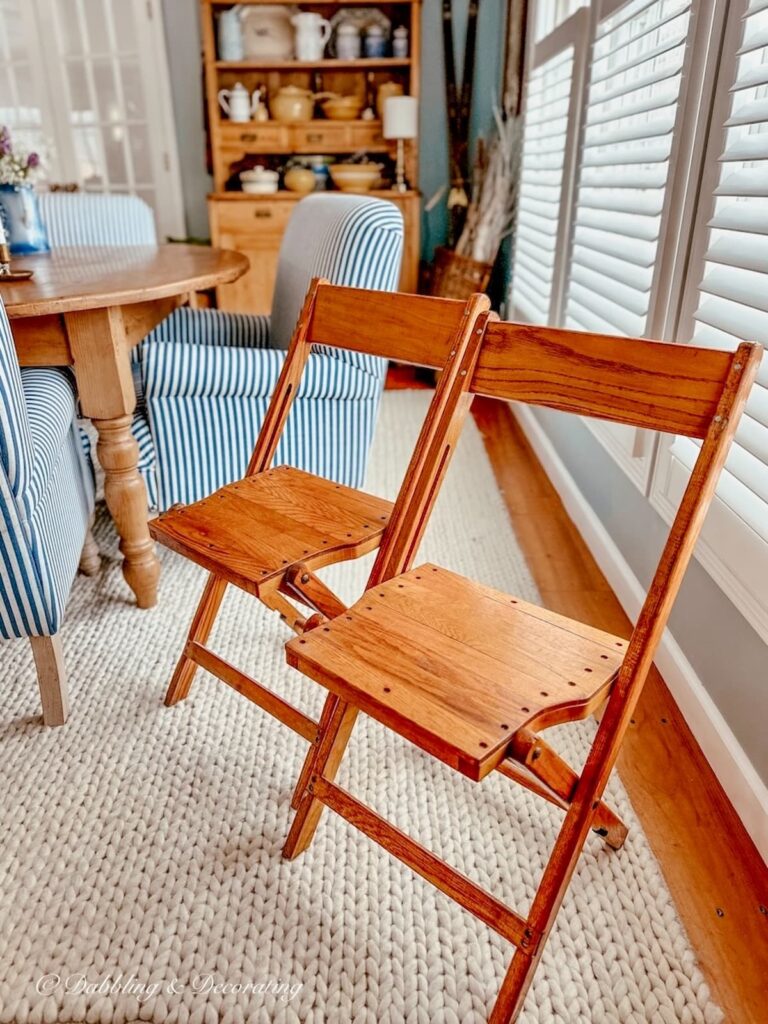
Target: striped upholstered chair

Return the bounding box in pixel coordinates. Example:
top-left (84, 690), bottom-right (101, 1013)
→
top-left (139, 194), bottom-right (403, 509)
top-left (38, 191), bottom-right (161, 508)
top-left (0, 296), bottom-right (95, 726)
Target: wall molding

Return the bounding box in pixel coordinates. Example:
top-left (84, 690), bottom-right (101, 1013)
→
top-left (515, 405), bottom-right (768, 864)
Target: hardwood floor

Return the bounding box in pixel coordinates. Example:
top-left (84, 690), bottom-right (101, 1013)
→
top-left (470, 396), bottom-right (768, 1024)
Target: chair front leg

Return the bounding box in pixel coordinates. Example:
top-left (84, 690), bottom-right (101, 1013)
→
top-left (30, 635), bottom-right (69, 727)
top-left (283, 694), bottom-right (358, 859)
top-left (165, 574), bottom-right (228, 705)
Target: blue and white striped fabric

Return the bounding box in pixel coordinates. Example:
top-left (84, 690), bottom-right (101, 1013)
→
top-left (38, 192), bottom-right (157, 248)
top-left (0, 297), bottom-right (95, 640)
top-left (142, 195), bottom-right (403, 508)
top-left (38, 192), bottom-right (161, 508)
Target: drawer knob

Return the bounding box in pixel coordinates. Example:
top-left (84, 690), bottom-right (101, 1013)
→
top-left (253, 209), bottom-right (273, 218)
top-left (306, 132), bottom-right (324, 143)
top-left (240, 133), bottom-right (258, 142)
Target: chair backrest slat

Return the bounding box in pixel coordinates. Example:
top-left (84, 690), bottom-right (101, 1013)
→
top-left (307, 284), bottom-right (473, 369)
top-left (473, 322), bottom-right (735, 439)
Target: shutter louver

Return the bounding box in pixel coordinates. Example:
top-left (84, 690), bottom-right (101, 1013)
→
top-left (670, 0), bottom-right (768, 544)
top-left (565, 0), bottom-right (692, 337)
top-left (510, 46), bottom-right (575, 325)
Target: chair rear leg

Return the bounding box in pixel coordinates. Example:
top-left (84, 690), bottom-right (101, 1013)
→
top-left (165, 574), bottom-right (228, 705)
top-left (283, 695), bottom-right (358, 859)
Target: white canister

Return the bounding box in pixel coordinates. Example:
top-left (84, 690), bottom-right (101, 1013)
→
top-left (392, 26), bottom-right (409, 58)
top-left (335, 22), bottom-right (361, 60)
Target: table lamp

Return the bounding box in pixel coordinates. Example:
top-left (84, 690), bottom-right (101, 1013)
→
top-left (383, 95), bottom-right (418, 193)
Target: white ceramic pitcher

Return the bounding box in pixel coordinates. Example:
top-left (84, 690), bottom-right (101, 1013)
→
top-left (292, 12), bottom-right (331, 62)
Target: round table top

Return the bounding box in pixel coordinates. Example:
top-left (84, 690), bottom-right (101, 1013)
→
top-left (1, 244), bottom-right (249, 318)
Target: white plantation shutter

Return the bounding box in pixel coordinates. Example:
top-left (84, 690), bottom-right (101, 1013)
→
top-left (560, 0), bottom-right (694, 490)
top-left (510, 47), bottom-right (576, 324)
top-left (565, 0), bottom-right (692, 337)
top-left (651, 0), bottom-right (768, 640)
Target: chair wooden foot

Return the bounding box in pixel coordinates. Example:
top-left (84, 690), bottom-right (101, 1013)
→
top-left (78, 525), bottom-right (101, 576)
top-left (30, 635), bottom-right (69, 726)
top-left (283, 696), bottom-right (358, 858)
top-left (164, 574), bottom-right (227, 705)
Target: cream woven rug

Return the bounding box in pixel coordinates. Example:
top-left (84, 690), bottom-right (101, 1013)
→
top-left (0, 392), bottom-right (721, 1024)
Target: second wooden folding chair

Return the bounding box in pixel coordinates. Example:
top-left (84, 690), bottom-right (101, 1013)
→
top-left (149, 281), bottom-right (491, 747)
top-left (283, 319), bottom-right (762, 1022)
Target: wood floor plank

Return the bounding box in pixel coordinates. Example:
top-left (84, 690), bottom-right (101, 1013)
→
top-left (471, 395), bottom-right (768, 1024)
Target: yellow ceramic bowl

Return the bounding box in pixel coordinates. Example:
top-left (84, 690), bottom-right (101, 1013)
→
top-left (321, 96), bottom-right (365, 121)
top-left (329, 163), bottom-right (381, 192)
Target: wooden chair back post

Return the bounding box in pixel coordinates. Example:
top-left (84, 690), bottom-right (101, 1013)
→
top-left (246, 279), bottom-right (324, 476)
top-left (599, 340), bottom-right (762, 729)
top-left (369, 304), bottom-right (495, 586)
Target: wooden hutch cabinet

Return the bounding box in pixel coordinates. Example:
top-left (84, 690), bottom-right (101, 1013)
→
top-left (201, 0), bottom-right (422, 313)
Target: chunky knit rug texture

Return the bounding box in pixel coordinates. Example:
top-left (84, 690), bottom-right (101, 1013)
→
top-left (0, 392), bottom-right (721, 1024)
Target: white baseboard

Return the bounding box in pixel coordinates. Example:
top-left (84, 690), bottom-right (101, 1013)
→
top-left (515, 405), bottom-right (768, 864)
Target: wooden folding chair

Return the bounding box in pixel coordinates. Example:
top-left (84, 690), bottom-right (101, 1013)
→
top-left (149, 280), bottom-right (491, 749)
top-left (282, 320), bottom-right (762, 1022)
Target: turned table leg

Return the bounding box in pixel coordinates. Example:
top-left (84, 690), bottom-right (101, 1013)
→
top-left (94, 413), bottom-right (159, 607)
top-left (66, 306), bottom-right (160, 608)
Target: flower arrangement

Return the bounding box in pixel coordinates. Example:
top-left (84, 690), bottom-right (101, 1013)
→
top-left (0, 126), bottom-right (42, 187)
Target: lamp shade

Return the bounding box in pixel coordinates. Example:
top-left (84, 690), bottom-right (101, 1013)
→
top-left (383, 95), bottom-right (418, 140)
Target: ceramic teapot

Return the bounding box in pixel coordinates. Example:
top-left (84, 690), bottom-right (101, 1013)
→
top-left (270, 84), bottom-right (324, 122)
top-left (292, 12), bottom-right (331, 61)
top-left (218, 82), bottom-right (254, 122)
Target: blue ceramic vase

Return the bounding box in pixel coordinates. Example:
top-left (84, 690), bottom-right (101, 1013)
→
top-left (0, 184), bottom-right (50, 254)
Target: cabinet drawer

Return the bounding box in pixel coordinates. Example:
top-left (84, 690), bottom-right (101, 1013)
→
top-left (212, 198), bottom-right (295, 244)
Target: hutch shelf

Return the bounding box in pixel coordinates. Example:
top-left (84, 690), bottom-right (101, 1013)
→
top-left (202, 0), bottom-right (422, 313)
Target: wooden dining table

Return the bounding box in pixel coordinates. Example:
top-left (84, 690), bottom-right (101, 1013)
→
top-left (2, 244), bottom-right (249, 609)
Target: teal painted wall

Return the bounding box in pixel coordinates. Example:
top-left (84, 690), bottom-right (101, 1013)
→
top-left (419, 0), bottom-right (508, 260)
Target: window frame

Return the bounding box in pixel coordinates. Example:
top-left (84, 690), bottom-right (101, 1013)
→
top-left (4, 0), bottom-right (185, 239)
top-left (649, 0), bottom-right (768, 644)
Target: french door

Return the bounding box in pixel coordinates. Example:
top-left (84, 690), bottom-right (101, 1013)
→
top-left (0, 0), bottom-right (184, 237)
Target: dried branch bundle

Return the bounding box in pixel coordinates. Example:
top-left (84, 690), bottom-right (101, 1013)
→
top-left (455, 107), bottom-right (523, 264)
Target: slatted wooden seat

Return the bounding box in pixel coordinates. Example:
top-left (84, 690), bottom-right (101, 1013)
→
top-left (283, 318), bottom-right (763, 1023)
top-left (151, 466), bottom-right (393, 596)
top-left (149, 280), bottom-right (492, 743)
top-left (287, 564), bottom-right (626, 781)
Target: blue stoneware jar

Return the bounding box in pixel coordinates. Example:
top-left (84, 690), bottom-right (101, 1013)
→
top-left (0, 184), bottom-right (50, 254)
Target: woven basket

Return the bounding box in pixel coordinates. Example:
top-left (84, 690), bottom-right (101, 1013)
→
top-left (429, 246), bottom-right (493, 299)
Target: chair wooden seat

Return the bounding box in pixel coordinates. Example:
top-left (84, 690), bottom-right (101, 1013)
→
top-left (287, 564), bottom-right (626, 781)
top-left (150, 465), bottom-right (393, 596)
